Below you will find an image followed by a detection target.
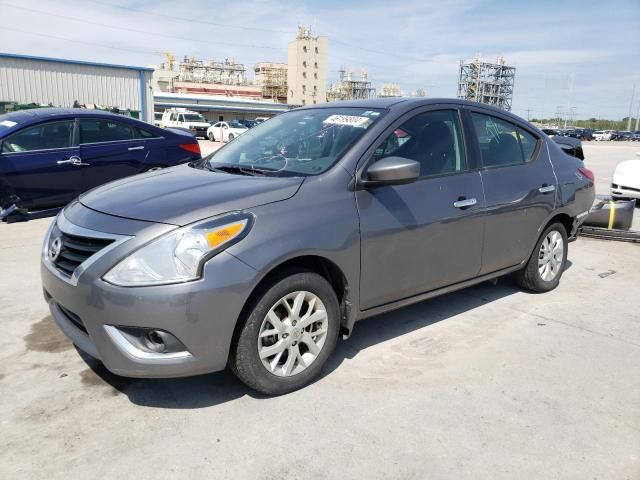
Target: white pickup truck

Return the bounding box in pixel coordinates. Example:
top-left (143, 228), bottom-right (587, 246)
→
top-left (161, 108), bottom-right (211, 138)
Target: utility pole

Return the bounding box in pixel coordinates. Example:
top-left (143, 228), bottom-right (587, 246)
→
top-left (628, 83), bottom-right (636, 131)
top-left (525, 109), bottom-right (531, 121)
top-left (635, 99), bottom-right (640, 131)
top-left (564, 73), bottom-right (574, 130)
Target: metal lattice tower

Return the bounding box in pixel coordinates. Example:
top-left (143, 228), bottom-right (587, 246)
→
top-left (457, 55), bottom-right (516, 111)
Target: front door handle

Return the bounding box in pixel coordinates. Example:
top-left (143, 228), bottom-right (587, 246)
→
top-left (128, 146), bottom-right (145, 151)
top-left (56, 159), bottom-right (76, 165)
top-left (453, 198), bottom-right (477, 208)
top-left (538, 185), bottom-right (556, 193)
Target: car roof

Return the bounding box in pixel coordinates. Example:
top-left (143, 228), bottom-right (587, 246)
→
top-left (0, 108), bottom-right (150, 137)
top-left (295, 97), bottom-right (530, 125)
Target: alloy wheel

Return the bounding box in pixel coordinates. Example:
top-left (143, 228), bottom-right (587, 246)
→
top-left (538, 230), bottom-right (564, 281)
top-left (257, 291), bottom-right (329, 377)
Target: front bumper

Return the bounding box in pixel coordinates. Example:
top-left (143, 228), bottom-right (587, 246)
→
top-left (611, 182), bottom-right (640, 200)
top-left (41, 208), bottom-right (258, 378)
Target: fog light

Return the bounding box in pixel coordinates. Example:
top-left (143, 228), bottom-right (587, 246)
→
top-left (104, 325), bottom-right (191, 360)
top-left (144, 330), bottom-right (167, 352)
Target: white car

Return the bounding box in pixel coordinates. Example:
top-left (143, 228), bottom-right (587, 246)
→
top-left (611, 154), bottom-right (640, 200)
top-left (593, 130), bottom-right (615, 141)
top-left (207, 121), bottom-right (248, 142)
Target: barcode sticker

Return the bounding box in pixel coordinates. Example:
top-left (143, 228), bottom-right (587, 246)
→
top-left (322, 115), bottom-right (371, 128)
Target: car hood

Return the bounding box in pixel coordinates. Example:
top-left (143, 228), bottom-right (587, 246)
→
top-left (79, 164), bottom-right (304, 226)
top-left (615, 159), bottom-right (640, 176)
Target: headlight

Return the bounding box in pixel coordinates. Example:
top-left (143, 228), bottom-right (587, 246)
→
top-left (103, 212), bottom-right (253, 287)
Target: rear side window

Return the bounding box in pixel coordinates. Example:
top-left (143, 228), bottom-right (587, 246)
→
top-left (471, 113), bottom-right (537, 167)
top-left (138, 128), bottom-right (160, 138)
top-left (372, 109), bottom-right (466, 177)
top-left (79, 119), bottom-right (134, 144)
top-left (517, 127), bottom-right (538, 162)
top-left (1, 120), bottom-right (74, 153)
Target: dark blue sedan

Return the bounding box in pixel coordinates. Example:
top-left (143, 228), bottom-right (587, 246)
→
top-left (0, 108), bottom-right (201, 213)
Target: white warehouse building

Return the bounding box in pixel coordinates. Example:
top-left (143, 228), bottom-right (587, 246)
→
top-left (0, 53), bottom-right (154, 122)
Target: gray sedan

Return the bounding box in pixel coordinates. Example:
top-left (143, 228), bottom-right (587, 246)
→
top-left (41, 98), bottom-right (595, 394)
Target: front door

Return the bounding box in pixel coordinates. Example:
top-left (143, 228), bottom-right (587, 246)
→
top-left (78, 118), bottom-right (147, 192)
top-left (0, 119), bottom-right (79, 210)
top-left (357, 108), bottom-right (485, 310)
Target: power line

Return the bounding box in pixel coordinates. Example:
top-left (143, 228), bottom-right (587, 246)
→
top-left (1, 2), bottom-right (286, 52)
top-left (83, 0), bottom-right (296, 35)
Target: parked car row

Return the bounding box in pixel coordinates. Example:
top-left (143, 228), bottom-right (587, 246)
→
top-left (155, 108), bottom-right (267, 141)
top-left (542, 128), bottom-right (640, 142)
top-left (593, 130), bottom-right (640, 141)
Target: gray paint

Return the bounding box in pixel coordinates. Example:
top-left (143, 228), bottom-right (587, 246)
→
top-left (41, 98), bottom-right (595, 378)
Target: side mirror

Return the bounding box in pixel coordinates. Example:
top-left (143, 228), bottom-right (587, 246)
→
top-left (362, 156), bottom-right (420, 186)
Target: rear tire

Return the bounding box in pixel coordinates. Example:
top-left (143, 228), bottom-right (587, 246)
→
top-left (230, 272), bottom-right (340, 395)
top-left (515, 222), bottom-right (568, 293)
top-left (228, 133), bottom-right (235, 142)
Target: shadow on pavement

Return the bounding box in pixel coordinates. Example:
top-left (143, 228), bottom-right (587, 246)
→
top-left (80, 279), bottom-right (522, 409)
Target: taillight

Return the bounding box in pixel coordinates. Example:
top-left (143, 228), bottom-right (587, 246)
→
top-left (179, 143), bottom-right (201, 155)
top-left (578, 166), bottom-right (594, 182)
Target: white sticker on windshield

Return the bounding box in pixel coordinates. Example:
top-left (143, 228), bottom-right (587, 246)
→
top-left (323, 115), bottom-right (371, 128)
top-left (0, 120), bottom-right (17, 127)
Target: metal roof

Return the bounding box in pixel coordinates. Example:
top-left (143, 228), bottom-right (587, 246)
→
top-left (0, 52), bottom-right (154, 72)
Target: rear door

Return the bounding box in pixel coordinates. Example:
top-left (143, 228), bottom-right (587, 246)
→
top-left (0, 119), bottom-right (79, 210)
top-left (467, 109), bottom-right (556, 274)
top-left (78, 117), bottom-right (148, 193)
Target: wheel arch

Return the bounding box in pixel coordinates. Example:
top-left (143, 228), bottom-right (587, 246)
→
top-left (231, 255), bottom-right (353, 350)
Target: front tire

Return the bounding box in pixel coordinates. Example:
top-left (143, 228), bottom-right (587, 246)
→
top-left (208, 132), bottom-right (215, 142)
top-left (515, 222), bottom-right (568, 292)
top-left (230, 272), bottom-right (340, 395)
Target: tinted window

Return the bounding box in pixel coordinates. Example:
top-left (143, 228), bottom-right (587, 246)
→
top-left (372, 109), bottom-right (466, 177)
top-left (471, 113), bottom-right (526, 167)
top-left (79, 119), bottom-right (134, 144)
top-left (1, 120), bottom-right (74, 153)
top-left (138, 128), bottom-right (160, 138)
top-left (183, 113), bottom-right (207, 122)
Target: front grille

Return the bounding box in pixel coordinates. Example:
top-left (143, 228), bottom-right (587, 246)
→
top-left (52, 231), bottom-right (114, 277)
top-left (58, 304), bottom-right (87, 334)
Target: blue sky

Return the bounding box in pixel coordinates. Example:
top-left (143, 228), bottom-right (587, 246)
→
top-left (2, 0), bottom-right (639, 120)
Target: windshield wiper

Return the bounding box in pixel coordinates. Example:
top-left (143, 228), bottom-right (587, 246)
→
top-left (208, 164), bottom-right (268, 176)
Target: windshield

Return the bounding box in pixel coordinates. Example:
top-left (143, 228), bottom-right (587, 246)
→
top-left (183, 113), bottom-right (207, 122)
top-left (205, 107), bottom-right (383, 176)
top-left (228, 121), bottom-right (246, 129)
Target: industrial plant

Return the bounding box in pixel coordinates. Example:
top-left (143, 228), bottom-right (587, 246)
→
top-left (0, 26), bottom-right (516, 125)
top-left (457, 55), bottom-right (516, 111)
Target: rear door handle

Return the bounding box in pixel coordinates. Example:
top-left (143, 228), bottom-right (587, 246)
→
top-left (128, 146), bottom-right (145, 151)
top-left (453, 198), bottom-right (477, 208)
top-left (538, 185), bottom-right (556, 193)
top-left (57, 156), bottom-right (89, 166)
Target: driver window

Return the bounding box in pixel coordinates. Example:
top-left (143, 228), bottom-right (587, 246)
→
top-left (372, 109), bottom-right (466, 177)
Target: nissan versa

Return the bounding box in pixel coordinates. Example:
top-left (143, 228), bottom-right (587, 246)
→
top-left (41, 99), bottom-right (595, 394)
